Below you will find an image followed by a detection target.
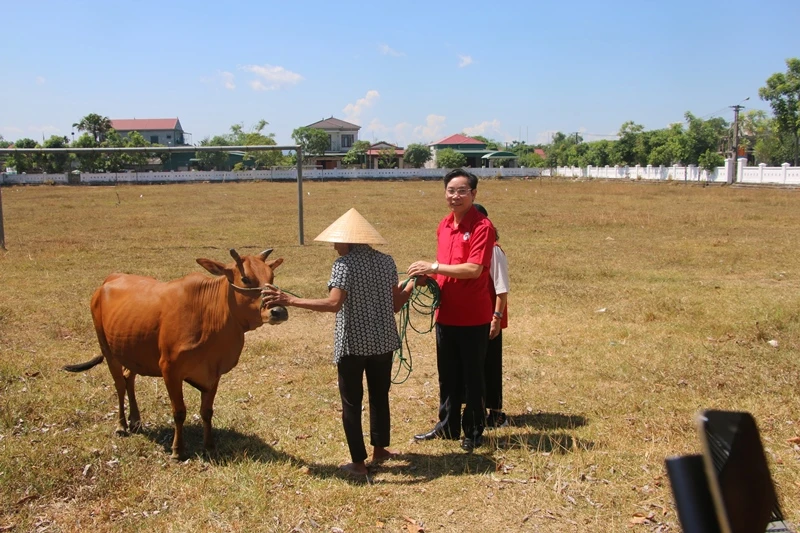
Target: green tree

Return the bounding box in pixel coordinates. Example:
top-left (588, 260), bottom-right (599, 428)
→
top-left (42, 135), bottom-right (70, 173)
top-left (102, 131), bottom-right (127, 172)
top-left (378, 147), bottom-right (398, 169)
top-left (546, 132), bottom-right (585, 167)
top-left (611, 121), bottom-right (645, 165)
top-left (196, 136), bottom-right (232, 170)
top-left (73, 113), bottom-right (113, 142)
top-left (6, 138), bottom-right (38, 173)
top-left (682, 112), bottom-right (728, 165)
top-left (0, 135), bottom-right (8, 170)
top-left (73, 133), bottom-right (103, 172)
top-left (698, 149), bottom-right (725, 173)
top-left (519, 152), bottom-right (546, 167)
top-left (759, 58), bottom-right (800, 165)
top-left (436, 148), bottom-right (466, 168)
top-left (229, 120), bottom-right (284, 168)
top-left (742, 110), bottom-right (795, 166)
top-left (291, 127), bottom-right (329, 164)
top-left (404, 143), bottom-right (432, 168)
top-left (342, 140), bottom-right (371, 167)
top-left (124, 131), bottom-right (151, 169)
top-left (580, 140), bottom-right (613, 167)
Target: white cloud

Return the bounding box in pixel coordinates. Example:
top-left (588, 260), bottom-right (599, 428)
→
top-left (342, 90), bottom-right (380, 124)
top-left (201, 70), bottom-right (237, 89)
top-left (379, 44), bottom-right (405, 57)
top-left (1, 126), bottom-right (24, 136)
top-left (240, 64), bottom-right (303, 91)
top-left (35, 76), bottom-right (46, 85)
top-left (463, 119), bottom-right (503, 137)
top-left (458, 55), bottom-right (473, 68)
top-left (412, 114), bottom-right (447, 143)
top-left (220, 71), bottom-right (235, 90)
top-left (361, 115), bottom-right (445, 146)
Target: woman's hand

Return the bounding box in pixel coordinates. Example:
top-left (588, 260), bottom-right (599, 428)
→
top-left (261, 284), bottom-right (291, 308)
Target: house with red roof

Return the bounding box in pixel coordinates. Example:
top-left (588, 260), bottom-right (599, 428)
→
top-left (110, 118), bottom-right (190, 146)
top-left (365, 142), bottom-right (405, 169)
top-left (427, 133), bottom-right (518, 168)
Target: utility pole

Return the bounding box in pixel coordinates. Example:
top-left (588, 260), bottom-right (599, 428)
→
top-left (729, 97), bottom-right (749, 183)
top-left (730, 104), bottom-right (744, 160)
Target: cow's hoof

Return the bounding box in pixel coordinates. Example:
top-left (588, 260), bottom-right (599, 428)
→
top-left (115, 427), bottom-right (129, 437)
top-left (170, 450), bottom-right (183, 461)
top-left (129, 420), bottom-right (142, 433)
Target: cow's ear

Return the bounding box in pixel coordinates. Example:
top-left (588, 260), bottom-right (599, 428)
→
top-left (197, 258), bottom-right (231, 279)
top-left (267, 258), bottom-right (284, 270)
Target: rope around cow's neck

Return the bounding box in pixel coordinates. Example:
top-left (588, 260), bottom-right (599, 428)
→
top-left (393, 277), bottom-right (440, 384)
top-left (229, 283), bottom-right (302, 296)
top-left (229, 283), bottom-right (302, 311)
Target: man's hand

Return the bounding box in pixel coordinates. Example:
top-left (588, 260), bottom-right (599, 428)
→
top-left (407, 261), bottom-right (436, 277)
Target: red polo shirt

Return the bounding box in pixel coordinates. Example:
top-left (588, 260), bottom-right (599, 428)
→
top-left (434, 206), bottom-right (495, 326)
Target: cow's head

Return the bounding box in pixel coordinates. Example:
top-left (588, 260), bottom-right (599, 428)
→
top-left (196, 248), bottom-right (289, 326)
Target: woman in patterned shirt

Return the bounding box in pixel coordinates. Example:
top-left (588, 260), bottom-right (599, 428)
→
top-left (262, 208), bottom-right (413, 477)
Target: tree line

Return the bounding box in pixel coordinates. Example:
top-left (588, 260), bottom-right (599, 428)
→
top-left (3, 59), bottom-right (798, 174)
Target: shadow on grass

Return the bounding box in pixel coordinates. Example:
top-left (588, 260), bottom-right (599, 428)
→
top-left (306, 450), bottom-right (499, 485)
top-left (509, 411), bottom-right (589, 431)
top-left (139, 424), bottom-right (296, 465)
top-left (487, 431), bottom-right (594, 453)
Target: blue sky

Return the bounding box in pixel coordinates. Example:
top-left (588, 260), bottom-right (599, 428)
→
top-left (4, 0), bottom-right (799, 147)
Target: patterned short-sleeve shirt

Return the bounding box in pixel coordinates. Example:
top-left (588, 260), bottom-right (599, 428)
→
top-left (328, 244), bottom-right (401, 363)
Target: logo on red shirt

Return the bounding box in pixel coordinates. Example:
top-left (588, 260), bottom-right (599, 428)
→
top-left (463, 232), bottom-right (470, 241)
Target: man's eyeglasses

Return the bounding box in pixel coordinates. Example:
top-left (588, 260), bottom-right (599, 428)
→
top-left (445, 187), bottom-right (473, 197)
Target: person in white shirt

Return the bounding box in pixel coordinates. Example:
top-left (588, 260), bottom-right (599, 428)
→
top-left (473, 203), bottom-right (509, 428)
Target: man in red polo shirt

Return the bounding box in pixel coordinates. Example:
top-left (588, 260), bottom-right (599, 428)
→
top-left (407, 168), bottom-right (495, 451)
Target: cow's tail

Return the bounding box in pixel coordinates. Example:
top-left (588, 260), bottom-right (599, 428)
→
top-left (63, 355), bottom-right (105, 373)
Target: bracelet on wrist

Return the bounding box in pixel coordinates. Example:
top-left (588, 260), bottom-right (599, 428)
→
top-left (493, 311), bottom-right (503, 319)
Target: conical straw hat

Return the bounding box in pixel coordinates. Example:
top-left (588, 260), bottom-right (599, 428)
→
top-left (314, 208), bottom-right (387, 245)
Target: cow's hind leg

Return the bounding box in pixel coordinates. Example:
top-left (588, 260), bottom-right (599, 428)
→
top-left (200, 380), bottom-right (220, 453)
top-left (124, 368), bottom-right (142, 432)
top-left (162, 370), bottom-right (186, 460)
top-left (104, 357), bottom-right (129, 436)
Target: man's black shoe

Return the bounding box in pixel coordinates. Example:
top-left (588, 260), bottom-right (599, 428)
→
top-left (460, 435), bottom-right (483, 452)
top-left (414, 429), bottom-right (458, 441)
top-left (414, 429), bottom-right (438, 441)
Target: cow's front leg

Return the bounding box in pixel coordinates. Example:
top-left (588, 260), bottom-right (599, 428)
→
top-left (200, 380), bottom-right (220, 453)
top-left (162, 369), bottom-right (186, 460)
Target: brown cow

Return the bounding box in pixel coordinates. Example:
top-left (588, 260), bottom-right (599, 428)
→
top-left (64, 248), bottom-right (288, 459)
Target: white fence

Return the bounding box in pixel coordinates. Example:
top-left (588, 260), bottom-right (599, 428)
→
top-left (553, 158), bottom-right (800, 186)
top-left (3, 159), bottom-right (799, 185)
top-left (0, 166), bottom-right (541, 185)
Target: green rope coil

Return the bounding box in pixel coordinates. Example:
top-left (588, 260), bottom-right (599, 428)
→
top-left (393, 276), bottom-right (441, 384)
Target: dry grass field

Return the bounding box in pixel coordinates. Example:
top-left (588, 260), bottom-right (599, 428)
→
top-left (1, 178), bottom-right (799, 532)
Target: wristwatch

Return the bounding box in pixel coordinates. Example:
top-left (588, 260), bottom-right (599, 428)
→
top-left (493, 311), bottom-right (503, 319)
top-left (431, 261), bottom-right (439, 273)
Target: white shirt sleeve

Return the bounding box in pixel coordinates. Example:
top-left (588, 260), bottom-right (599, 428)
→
top-left (489, 245), bottom-right (509, 295)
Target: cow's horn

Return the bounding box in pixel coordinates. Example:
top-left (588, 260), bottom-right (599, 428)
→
top-left (258, 249), bottom-right (273, 260)
top-left (229, 248), bottom-right (243, 265)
